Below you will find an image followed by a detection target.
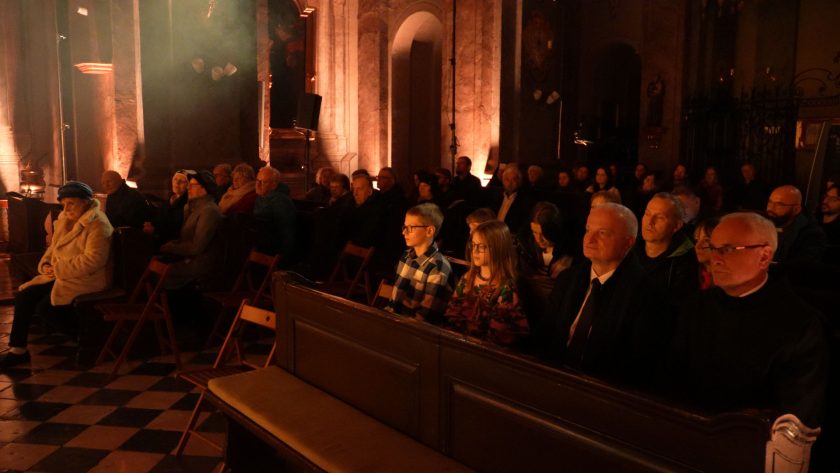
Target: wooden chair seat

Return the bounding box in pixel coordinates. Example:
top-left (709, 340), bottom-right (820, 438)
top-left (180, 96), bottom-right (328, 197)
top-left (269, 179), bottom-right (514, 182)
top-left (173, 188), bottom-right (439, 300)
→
top-left (178, 365), bottom-right (253, 390)
top-left (96, 303), bottom-right (165, 321)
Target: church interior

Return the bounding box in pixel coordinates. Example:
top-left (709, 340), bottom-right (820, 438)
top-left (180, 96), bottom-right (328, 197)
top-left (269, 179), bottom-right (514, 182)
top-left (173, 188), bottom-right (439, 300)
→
top-left (0, 0), bottom-right (839, 471)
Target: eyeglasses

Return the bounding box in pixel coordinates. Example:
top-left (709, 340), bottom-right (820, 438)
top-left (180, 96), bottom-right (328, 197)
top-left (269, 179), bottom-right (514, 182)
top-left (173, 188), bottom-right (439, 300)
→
top-left (468, 242), bottom-right (489, 253)
top-left (401, 225), bottom-right (429, 233)
top-left (701, 243), bottom-right (768, 256)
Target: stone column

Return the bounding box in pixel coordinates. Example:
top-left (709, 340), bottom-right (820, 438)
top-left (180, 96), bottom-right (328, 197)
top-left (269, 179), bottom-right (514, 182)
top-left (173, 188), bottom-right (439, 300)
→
top-left (442, 0), bottom-right (502, 177)
top-left (0, 1), bottom-right (29, 194)
top-left (111, 0), bottom-right (145, 178)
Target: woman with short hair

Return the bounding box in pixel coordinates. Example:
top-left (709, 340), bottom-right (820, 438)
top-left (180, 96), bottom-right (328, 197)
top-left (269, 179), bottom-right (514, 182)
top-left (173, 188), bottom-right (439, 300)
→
top-left (0, 181), bottom-right (113, 368)
top-left (218, 163), bottom-right (257, 215)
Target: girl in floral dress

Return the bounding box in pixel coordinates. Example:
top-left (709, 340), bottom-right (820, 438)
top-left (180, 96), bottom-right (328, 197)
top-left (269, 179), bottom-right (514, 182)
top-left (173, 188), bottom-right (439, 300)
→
top-left (444, 220), bottom-right (528, 346)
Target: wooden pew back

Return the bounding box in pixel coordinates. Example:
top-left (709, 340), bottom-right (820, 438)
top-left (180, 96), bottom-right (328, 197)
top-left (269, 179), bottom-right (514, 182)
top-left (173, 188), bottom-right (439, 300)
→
top-left (273, 272), bottom-right (771, 472)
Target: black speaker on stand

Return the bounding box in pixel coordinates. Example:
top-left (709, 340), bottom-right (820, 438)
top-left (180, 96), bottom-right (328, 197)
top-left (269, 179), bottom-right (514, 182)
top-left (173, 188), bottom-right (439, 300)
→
top-left (295, 93), bottom-right (322, 193)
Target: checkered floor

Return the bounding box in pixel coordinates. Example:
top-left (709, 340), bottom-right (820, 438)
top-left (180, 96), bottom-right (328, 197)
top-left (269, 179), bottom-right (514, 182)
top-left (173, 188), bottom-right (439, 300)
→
top-left (0, 306), bottom-right (225, 473)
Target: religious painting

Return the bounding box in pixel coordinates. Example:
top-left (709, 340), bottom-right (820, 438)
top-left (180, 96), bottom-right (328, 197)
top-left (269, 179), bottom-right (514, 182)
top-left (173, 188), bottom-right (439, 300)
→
top-left (269, 0), bottom-right (307, 128)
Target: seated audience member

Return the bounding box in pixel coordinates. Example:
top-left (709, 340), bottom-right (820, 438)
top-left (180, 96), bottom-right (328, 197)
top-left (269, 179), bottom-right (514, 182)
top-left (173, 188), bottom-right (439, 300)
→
top-left (527, 165), bottom-right (552, 197)
top-left (696, 165), bottom-right (723, 215)
top-left (730, 162), bottom-right (769, 211)
top-left (351, 168), bottom-right (370, 179)
top-left (445, 221), bottom-right (528, 346)
top-left (467, 208), bottom-right (496, 234)
top-left (766, 185), bottom-right (827, 264)
top-left (328, 173), bottom-right (352, 207)
top-left (304, 166), bottom-right (334, 204)
top-left (414, 172), bottom-right (441, 207)
top-left (347, 174), bottom-right (385, 248)
top-left (212, 163), bottom-right (233, 202)
top-left (663, 164), bottom-right (689, 192)
top-left (590, 189), bottom-right (622, 208)
top-left (586, 166), bottom-right (621, 200)
top-left (452, 155), bottom-right (483, 205)
top-left (159, 170), bottom-right (223, 289)
top-left (101, 170), bottom-right (148, 229)
top-left (572, 163), bottom-right (591, 193)
top-left (537, 203), bottom-right (671, 386)
top-left (145, 170), bottom-right (190, 246)
top-left (385, 203), bottom-right (453, 323)
top-left (668, 212), bottom-right (828, 427)
top-left (692, 217), bottom-right (719, 290)
top-left (634, 192), bottom-right (699, 302)
top-left (671, 185), bottom-right (701, 238)
top-left (522, 202), bottom-right (574, 278)
top-left (820, 184), bottom-right (840, 264)
top-left (494, 165), bottom-right (535, 237)
top-left (631, 171), bottom-right (659, 221)
top-left (218, 163), bottom-right (257, 216)
top-left (556, 169), bottom-right (573, 193)
top-left (377, 167), bottom-right (410, 266)
top-left (0, 182), bottom-right (114, 368)
top-left (435, 168), bottom-right (456, 209)
top-left (253, 166), bottom-right (296, 260)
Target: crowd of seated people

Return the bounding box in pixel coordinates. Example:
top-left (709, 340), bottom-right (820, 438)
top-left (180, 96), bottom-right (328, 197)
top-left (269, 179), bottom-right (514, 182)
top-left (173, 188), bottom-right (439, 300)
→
top-left (2, 158), bottom-right (837, 459)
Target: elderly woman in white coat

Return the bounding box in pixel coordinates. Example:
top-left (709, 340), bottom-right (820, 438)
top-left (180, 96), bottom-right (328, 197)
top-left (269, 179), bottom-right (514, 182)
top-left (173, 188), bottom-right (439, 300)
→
top-left (0, 181), bottom-right (113, 369)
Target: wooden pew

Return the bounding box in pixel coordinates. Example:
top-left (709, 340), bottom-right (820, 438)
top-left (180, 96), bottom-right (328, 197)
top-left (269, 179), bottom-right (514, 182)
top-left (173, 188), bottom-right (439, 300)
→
top-left (209, 272), bottom-right (773, 472)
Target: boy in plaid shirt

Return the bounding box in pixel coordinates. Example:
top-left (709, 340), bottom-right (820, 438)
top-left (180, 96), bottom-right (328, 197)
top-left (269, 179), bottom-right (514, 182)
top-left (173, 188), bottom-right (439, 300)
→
top-left (385, 203), bottom-right (453, 323)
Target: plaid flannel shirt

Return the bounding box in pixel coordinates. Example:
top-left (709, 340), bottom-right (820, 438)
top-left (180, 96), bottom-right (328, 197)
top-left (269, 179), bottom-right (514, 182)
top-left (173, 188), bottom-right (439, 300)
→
top-left (386, 244), bottom-right (453, 323)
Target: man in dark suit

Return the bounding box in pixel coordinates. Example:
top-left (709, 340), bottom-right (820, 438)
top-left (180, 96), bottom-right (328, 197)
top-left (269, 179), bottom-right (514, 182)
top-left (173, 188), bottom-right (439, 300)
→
top-left (493, 165), bottom-right (535, 237)
top-left (100, 170), bottom-right (148, 229)
top-left (537, 203), bottom-right (672, 387)
top-left (451, 155), bottom-right (483, 205)
top-left (766, 185), bottom-right (827, 264)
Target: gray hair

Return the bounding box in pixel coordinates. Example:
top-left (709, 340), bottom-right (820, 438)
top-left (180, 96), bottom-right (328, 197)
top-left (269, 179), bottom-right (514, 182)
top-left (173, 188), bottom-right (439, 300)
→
top-left (719, 212), bottom-right (778, 252)
top-left (651, 192), bottom-right (685, 222)
top-left (232, 163), bottom-right (255, 181)
top-left (258, 165), bottom-right (281, 182)
top-left (594, 203), bottom-right (638, 239)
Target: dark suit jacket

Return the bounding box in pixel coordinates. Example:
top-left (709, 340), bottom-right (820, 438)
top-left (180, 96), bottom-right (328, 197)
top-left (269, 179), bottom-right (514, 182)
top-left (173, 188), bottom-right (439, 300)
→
top-left (492, 188), bottom-right (536, 238)
top-left (537, 254), bottom-right (675, 387)
top-left (775, 212), bottom-right (828, 264)
top-left (105, 182), bottom-right (149, 229)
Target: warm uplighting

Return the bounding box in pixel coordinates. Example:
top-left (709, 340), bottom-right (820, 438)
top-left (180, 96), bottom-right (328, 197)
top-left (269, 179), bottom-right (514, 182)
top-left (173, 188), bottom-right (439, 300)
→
top-left (73, 63), bottom-right (113, 75)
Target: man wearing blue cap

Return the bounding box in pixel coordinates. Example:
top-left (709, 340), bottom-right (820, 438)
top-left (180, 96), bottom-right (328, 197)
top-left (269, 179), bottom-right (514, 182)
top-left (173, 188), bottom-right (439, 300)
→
top-left (1, 181), bottom-right (113, 369)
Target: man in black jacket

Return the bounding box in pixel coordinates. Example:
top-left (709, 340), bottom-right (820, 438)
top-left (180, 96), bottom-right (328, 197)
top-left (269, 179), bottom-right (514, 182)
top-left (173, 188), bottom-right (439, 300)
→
top-left (766, 185), bottom-right (827, 264)
top-left (101, 170), bottom-right (148, 229)
top-left (668, 212), bottom-right (827, 428)
top-left (537, 203), bottom-right (673, 387)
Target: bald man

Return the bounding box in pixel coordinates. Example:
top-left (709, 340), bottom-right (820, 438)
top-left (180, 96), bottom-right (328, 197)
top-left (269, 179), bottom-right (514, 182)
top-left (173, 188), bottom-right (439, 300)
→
top-left (766, 185), bottom-right (827, 263)
top-left (100, 170), bottom-right (148, 229)
top-left (668, 212), bottom-right (828, 427)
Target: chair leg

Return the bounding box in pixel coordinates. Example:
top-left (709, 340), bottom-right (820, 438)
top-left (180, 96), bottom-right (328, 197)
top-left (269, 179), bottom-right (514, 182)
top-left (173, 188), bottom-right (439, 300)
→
top-left (175, 391), bottom-right (206, 458)
top-left (164, 315), bottom-right (182, 371)
top-left (109, 316), bottom-right (147, 378)
top-left (204, 307), bottom-right (229, 349)
top-left (96, 319), bottom-right (126, 365)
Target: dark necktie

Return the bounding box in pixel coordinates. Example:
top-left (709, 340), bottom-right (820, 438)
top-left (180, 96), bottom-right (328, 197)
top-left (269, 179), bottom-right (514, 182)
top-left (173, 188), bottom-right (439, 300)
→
top-left (565, 279), bottom-right (602, 366)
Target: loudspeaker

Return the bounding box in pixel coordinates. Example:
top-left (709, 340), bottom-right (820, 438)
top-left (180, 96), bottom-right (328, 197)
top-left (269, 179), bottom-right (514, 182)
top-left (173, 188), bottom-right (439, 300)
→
top-left (296, 93), bottom-right (322, 131)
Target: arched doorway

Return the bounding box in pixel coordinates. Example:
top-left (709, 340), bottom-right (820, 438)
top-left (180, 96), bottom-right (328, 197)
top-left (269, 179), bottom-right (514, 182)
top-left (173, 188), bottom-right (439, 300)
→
top-left (391, 11), bottom-right (443, 188)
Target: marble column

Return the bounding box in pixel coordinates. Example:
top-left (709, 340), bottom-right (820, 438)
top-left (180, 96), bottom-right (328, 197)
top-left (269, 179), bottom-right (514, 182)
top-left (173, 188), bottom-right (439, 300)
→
top-left (111, 0), bottom-right (145, 179)
top-left (0, 1), bottom-right (29, 194)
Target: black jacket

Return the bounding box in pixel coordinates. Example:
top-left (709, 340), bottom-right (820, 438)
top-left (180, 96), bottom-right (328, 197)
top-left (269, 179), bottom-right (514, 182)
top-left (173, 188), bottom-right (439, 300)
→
top-left (105, 182), bottom-right (149, 229)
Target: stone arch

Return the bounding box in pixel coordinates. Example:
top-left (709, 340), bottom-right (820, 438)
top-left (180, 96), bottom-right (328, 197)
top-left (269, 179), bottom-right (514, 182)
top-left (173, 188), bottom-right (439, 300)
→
top-left (389, 9), bottom-right (444, 190)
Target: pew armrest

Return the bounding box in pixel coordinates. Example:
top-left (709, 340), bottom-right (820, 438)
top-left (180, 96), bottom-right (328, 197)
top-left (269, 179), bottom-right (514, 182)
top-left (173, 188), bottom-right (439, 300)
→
top-left (765, 414), bottom-right (820, 473)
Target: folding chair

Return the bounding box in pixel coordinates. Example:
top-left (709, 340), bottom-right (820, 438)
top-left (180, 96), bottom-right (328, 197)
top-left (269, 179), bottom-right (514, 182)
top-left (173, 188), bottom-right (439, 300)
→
top-left (203, 249), bottom-right (279, 347)
top-left (174, 301), bottom-right (277, 458)
top-left (326, 242), bottom-right (375, 302)
top-left (370, 280), bottom-right (395, 307)
top-left (95, 258), bottom-right (180, 378)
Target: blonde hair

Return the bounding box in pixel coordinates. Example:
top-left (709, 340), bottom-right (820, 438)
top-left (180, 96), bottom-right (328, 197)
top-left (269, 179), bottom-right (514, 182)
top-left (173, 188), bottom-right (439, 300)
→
top-left (465, 220), bottom-right (518, 296)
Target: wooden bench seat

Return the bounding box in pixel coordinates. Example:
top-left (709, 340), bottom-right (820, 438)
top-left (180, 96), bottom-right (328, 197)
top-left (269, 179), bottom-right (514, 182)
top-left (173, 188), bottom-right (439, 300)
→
top-left (208, 366), bottom-right (472, 473)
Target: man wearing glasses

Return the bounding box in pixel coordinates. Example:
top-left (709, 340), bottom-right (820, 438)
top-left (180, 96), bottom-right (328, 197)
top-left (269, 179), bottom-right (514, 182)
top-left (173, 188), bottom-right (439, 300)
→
top-left (668, 212), bottom-right (828, 429)
top-left (766, 185), bottom-right (827, 264)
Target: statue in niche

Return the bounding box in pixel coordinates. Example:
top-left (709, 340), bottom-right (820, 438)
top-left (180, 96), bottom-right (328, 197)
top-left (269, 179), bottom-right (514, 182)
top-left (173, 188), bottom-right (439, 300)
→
top-left (646, 74), bottom-right (665, 128)
top-left (269, 0), bottom-right (306, 128)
